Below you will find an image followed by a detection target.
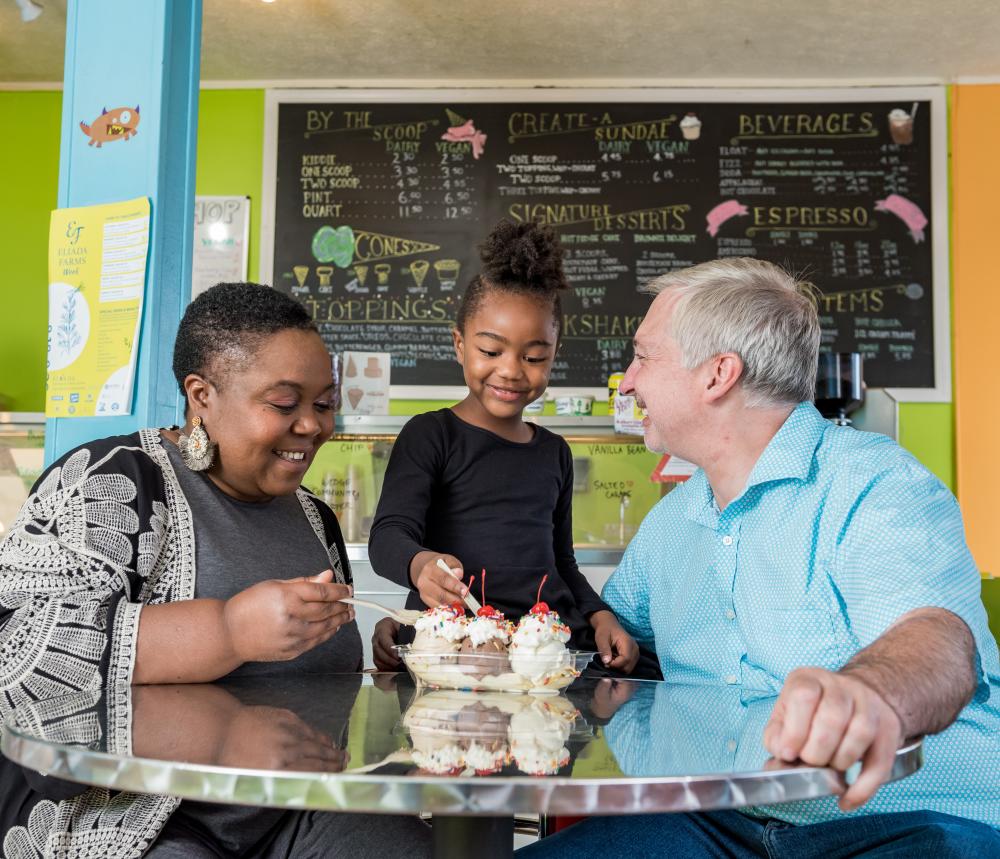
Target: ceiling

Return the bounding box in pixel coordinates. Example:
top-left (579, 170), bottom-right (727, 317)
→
top-left (2, 0), bottom-right (1000, 85)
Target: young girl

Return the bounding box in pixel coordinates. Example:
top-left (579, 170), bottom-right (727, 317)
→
top-left (368, 220), bottom-right (638, 673)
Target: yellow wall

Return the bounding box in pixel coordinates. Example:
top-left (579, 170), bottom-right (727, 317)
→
top-left (953, 85), bottom-right (1000, 577)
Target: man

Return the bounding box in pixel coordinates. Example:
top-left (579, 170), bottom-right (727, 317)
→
top-left (520, 258), bottom-right (1000, 857)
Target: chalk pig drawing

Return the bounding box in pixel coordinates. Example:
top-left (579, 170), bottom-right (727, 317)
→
top-left (79, 106), bottom-right (140, 147)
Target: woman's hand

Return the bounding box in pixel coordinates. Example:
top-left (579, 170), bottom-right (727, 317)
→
top-left (372, 617), bottom-right (402, 670)
top-left (220, 705), bottom-right (349, 772)
top-left (222, 569), bottom-right (354, 663)
top-left (590, 610), bottom-right (640, 673)
top-left (408, 551), bottom-right (469, 608)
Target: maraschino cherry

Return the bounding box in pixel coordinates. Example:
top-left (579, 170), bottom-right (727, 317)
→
top-left (476, 569), bottom-right (502, 618)
top-left (529, 574), bottom-right (550, 615)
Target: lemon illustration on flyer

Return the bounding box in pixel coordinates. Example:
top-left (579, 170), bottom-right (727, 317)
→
top-left (45, 197), bottom-right (151, 418)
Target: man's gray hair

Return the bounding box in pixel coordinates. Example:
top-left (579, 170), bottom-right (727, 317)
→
top-left (645, 258), bottom-right (821, 407)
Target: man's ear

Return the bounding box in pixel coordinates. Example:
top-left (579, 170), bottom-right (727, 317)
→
top-left (452, 327), bottom-right (466, 366)
top-left (703, 352), bottom-right (743, 403)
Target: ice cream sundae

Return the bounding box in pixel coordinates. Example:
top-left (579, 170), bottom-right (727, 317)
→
top-left (411, 603), bottom-right (468, 657)
top-left (402, 690), bottom-right (580, 775)
top-left (397, 574), bottom-right (592, 692)
top-left (509, 576), bottom-right (573, 685)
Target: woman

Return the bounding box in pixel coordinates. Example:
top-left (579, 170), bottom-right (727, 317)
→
top-left (0, 283), bottom-right (432, 858)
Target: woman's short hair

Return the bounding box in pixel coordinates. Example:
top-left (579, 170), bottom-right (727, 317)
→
top-left (645, 258), bottom-right (820, 407)
top-left (172, 282), bottom-right (317, 395)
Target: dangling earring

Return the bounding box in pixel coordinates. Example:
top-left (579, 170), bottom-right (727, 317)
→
top-left (178, 415), bottom-right (216, 472)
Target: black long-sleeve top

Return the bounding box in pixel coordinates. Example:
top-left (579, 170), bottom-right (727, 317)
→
top-left (368, 409), bottom-right (610, 649)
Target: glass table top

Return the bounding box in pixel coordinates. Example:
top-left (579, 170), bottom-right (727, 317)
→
top-left (1, 674), bottom-right (922, 816)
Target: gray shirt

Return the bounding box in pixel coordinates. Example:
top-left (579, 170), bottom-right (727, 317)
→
top-left (164, 439), bottom-right (362, 676)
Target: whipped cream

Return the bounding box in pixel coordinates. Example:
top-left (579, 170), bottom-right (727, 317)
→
top-left (466, 614), bottom-right (513, 648)
top-left (413, 605), bottom-right (468, 643)
top-left (511, 611), bottom-right (570, 648)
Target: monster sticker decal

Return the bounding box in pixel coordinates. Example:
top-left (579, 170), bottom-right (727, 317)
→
top-left (79, 106), bottom-right (140, 148)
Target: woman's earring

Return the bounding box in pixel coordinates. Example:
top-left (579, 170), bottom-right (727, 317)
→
top-left (178, 415), bottom-right (216, 472)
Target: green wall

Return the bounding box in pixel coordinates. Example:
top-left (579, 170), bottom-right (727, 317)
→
top-left (0, 91), bottom-right (61, 412)
top-left (194, 89), bottom-right (264, 281)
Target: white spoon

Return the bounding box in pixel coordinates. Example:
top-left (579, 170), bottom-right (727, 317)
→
top-left (435, 557), bottom-right (483, 613)
top-left (338, 597), bottom-right (423, 625)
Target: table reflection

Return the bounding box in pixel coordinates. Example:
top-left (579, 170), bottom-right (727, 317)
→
top-left (2, 674), bottom-right (922, 820)
top-left (1, 676), bottom-right (818, 779)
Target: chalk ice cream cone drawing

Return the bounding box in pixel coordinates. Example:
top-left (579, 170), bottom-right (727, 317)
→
top-left (374, 264), bottom-right (391, 285)
top-left (293, 266), bottom-right (309, 287)
top-left (410, 259), bottom-right (430, 288)
top-left (680, 113), bottom-right (702, 140)
top-left (353, 264), bottom-right (369, 286)
top-left (79, 106), bottom-right (140, 147)
top-left (441, 109), bottom-right (488, 159)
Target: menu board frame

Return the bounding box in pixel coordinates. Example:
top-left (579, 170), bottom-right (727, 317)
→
top-left (261, 86), bottom-right (950, 402)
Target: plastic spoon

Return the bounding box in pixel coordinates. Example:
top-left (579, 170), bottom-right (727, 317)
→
top-left (337, 597), bottom-right (423, 625)
top-left (436, 557), bottom-right (483, 613)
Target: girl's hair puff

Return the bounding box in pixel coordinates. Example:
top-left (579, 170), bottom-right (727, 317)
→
top-left (456, 220), bottom-right (568, 336)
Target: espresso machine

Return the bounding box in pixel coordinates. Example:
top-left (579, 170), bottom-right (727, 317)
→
top-left (815, 352), bottom-right (864, 426)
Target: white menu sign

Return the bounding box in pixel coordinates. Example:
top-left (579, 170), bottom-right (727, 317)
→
top-left (192, 196), bottom-right (250, 299)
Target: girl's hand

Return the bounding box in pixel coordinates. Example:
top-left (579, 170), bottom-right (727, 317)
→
top-left (222, 569), bottom-right (354, 663)
top-left (372, 617), bottom-right (402, 670)
top-left (590, 610), bottom-right (640, 673)
top-left (409, 551), bottom-right (469, 608)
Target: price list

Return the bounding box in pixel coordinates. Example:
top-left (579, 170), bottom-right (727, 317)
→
top-left (270, 97), bottom-right (936, 388)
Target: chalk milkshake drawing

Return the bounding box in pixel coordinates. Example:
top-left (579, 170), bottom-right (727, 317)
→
top-left (80, 106), bottom-right (140, 148)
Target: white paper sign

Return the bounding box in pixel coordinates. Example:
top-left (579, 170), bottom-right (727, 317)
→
top-left (192, 196), bottom-right (250, 298)
top-left (340, 352), bottom-right (390, 415)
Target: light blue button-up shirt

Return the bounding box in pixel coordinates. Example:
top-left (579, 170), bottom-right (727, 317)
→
top-left (603, 402), bottom-right (1000, 826)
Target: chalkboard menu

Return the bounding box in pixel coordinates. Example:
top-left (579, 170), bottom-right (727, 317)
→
top-left (265, 90), bottom-right (945, 393)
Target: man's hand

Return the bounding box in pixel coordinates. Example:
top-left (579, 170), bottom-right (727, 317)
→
top-left (763, 667), bottom-right (904, 812)
top-left (589, 677), bottom-right (637, 720)
top-left (222, 569), bottom-right (354, 664)
top-left (590, 610), bottom-right (640, 673)
top-left (408, 551), bottom-right (469, 608)
top-left (372, 617), bottom-right (402, 670)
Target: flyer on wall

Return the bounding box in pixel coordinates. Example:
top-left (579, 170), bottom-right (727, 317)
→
top-left (45, 197), bottom-right (150, 418)
top-left (191, 195), bottom-right (250, 299)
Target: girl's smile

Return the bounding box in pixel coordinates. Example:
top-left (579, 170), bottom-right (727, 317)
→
top-left (451, 291), bottom-right (559, 441)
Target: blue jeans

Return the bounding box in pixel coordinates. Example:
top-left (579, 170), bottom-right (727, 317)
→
top-left (516, 810), bottom-right (1000, 858)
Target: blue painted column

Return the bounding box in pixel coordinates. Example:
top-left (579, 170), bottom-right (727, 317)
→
top-left (45, 0), bottom-right (202, 464)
